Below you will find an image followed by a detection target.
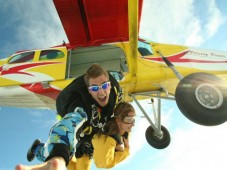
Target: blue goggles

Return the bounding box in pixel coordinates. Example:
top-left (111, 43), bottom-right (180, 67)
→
top-left (88, 81), bottom-right (110, 92)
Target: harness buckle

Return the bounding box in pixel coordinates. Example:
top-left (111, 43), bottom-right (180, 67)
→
top-left (85, 142), bottom-right (91, 148)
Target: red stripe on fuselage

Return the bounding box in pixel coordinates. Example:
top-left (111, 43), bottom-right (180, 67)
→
top-left (1, 62), bottom-right (61, 76)
top-left (145, 51), bottom-right (227, 63)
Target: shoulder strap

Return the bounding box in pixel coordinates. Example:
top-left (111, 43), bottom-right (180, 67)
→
top-left (110, 134), bottom-right (123, 144)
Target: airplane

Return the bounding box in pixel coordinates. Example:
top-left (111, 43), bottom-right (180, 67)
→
top-left (0, 0), bottom-right (227, 162)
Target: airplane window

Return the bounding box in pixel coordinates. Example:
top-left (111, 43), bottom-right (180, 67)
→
top-left (138, 41), bottom-right (153, 56)
top-left (39, 50), bottom-right (64, 61)
top-left (109, 71), bottom-right (123, 81)
top-left (8, 51), bottom-right (35, 64)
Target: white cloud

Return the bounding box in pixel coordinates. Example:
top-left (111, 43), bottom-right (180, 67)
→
top-left (18, 1), bottom-right (68, 48)
top-left (204, 0), bottom-right (226, 37)
top-left (152, 123), bottom-right (227, 170)
top-left (140, 0), bottom-right (226, 47)
top-left (5, 1), bottom-right (68, 51)
top-left (140, 0), bottom-right (196, 44)
top-left (130, 118), bottom-right (149, 157)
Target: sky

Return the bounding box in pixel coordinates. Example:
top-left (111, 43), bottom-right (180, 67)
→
top-left (1, 0), bottom-right (227, 170)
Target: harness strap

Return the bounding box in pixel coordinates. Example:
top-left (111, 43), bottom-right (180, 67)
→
top-left (110, 134), bottom-right (123, 144)
top-left (76, 138), bottom-right (93, 159)
top-left (114, 86), bottom-right (119, 104)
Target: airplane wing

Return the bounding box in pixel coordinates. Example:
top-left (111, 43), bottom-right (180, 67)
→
top-left (53, 0), bottom-right (143, 47)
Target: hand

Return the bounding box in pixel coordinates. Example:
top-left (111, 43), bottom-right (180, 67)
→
top-left (123, 137), bottom-right (129, 149)
top-left (115, 143), bottom-right (124, 152)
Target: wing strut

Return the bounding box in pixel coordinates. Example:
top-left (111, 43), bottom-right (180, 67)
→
top-left (157, 50), bottom-right (184, 80)
top-left (131, 91), bottom-right (173, 149)
top-left (128, 0), bottom-right (139, 76)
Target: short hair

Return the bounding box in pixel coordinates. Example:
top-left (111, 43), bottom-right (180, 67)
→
top-left (84, 63), bottom-right (109, 86)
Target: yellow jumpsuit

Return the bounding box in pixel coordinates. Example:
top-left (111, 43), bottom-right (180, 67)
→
top-left (67, 134), bottom-right (129, 170)
top-left (92, 134), bottom-right (130, 168)
top-left (67, 154), bottom-right (91, 170)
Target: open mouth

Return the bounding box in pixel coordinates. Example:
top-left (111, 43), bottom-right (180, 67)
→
top-left (98, 96), bottom-right (107, 102)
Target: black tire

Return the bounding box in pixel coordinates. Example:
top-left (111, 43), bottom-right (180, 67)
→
top-left (145, 125), bottom-right (170, 149)
top-left (175, 72), bottom-right (227, 126)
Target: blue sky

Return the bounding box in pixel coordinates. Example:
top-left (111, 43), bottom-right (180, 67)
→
top-left (1, 0), bottom-right (227, 170)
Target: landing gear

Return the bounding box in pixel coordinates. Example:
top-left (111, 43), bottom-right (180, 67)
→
top-left (145, 125), bottom-right (170, 149)
top-left (132, 93), bottom-right (173, 149)
top-left (175, 72), bottom-right (227, 126)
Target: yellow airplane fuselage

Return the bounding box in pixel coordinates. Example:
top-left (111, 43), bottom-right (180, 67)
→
top-left (0, 41), bottom-right (227, 109)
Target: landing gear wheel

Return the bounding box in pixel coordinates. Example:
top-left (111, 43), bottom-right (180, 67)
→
top-left (145, 125), bottom-right (170, 149)
top-left (175, 72), bottom-right (227, 126)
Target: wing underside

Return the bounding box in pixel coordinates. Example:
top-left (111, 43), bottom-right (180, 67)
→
top-left (53, 0), bottom-right (143, 47)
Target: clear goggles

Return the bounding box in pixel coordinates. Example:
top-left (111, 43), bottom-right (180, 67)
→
top-left (122, 116), bottom-right (136, 124)
top-left (88, 81), bottom-right (110, 92)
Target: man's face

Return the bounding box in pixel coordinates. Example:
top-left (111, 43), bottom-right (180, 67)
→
top-left (88, 74), bottom-right (111, 107)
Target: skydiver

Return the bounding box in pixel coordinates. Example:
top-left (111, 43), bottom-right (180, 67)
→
top-left (15, 63), bottom-right (123, 170)
top-left (92, 101), bottom-right (136, 168)
top-left (15, 101), bottom-right (135, 170)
